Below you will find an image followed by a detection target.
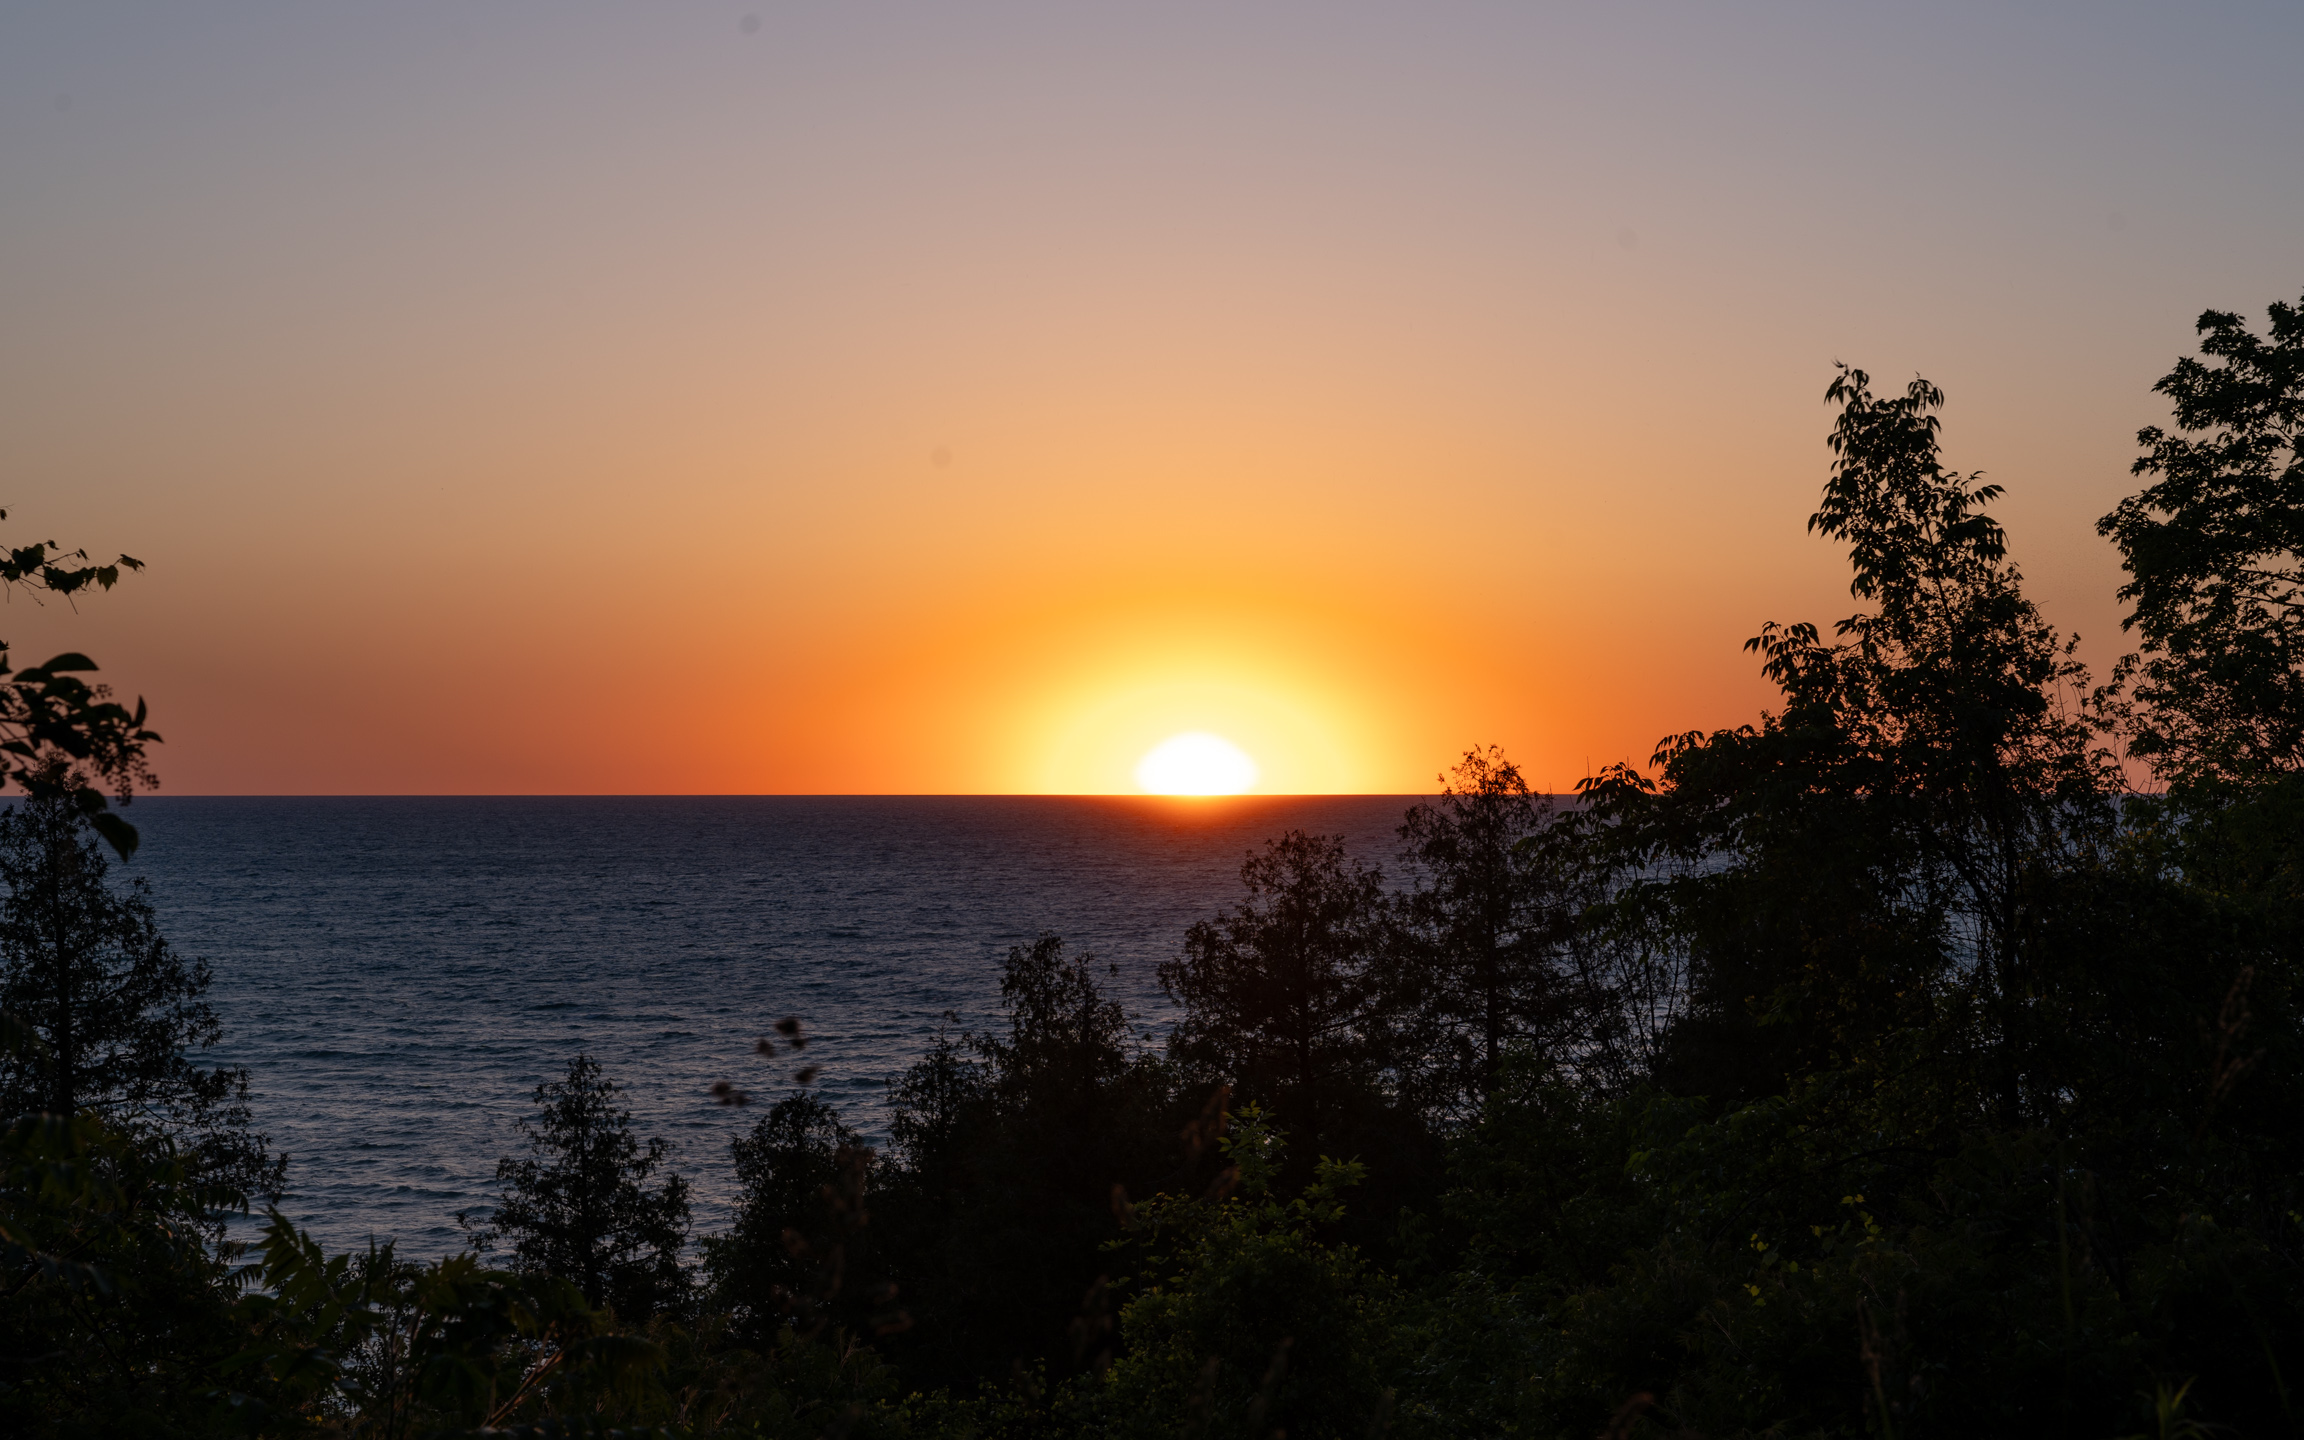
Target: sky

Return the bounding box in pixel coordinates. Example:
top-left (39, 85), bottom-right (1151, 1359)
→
top-left (2, 1), bottom-right (2299, 795)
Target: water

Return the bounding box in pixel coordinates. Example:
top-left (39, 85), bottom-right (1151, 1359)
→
top-left (122, 795), bottom-right (1420, 1255)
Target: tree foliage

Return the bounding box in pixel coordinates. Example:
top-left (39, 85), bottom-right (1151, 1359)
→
top-left (2101, 292), bottom-right (2304, 786)
top-left (0, 1106), bottom-right (247, 1437)
top-left (463, 1053), bottom-right (693, 1321)
top-left (1394, 745), bottom-right (1566, 1117)
top-left (0, 790), bottom-right (277, 1199)
top-left (222, 1209), bottom-right (671, 1438)
top-left (704, 1089), bottom-right (868, 1346)
top-left (872, 935), bottom-right (1184, 1391)
top-left (1574, 366), bottom-right (2114, 1114)
top-left (0, 524), bottom-right (160, 858)
top-left (1160, 833), bottom-right (1396, 1160)
top-left (1087, 1109), bottom-right (1394, 1440)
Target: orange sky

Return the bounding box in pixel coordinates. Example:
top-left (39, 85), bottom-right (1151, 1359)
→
top-left (4, 4), bottom-right (2300, 794)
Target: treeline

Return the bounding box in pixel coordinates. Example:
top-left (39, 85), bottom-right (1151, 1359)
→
top-left (4, 293), bottom-right (2302, 1437)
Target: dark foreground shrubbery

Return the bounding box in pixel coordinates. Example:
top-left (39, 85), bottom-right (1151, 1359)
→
top-left (5, 293), bottom-right (2302, 1437)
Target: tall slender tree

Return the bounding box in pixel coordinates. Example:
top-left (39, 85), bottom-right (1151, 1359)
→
top-left (1396, 746), bottom-right (1562, 1116)
top-left (0, 789), bottom-right (277, 1196)
top-left (462, 1054), bottom-right (692, 1319)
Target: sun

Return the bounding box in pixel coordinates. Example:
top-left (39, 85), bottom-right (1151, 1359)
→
top-left (1135, 732), bottom-right (1260, 795)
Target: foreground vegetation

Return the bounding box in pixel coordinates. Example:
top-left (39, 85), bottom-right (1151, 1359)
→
top-left (4, 293), bottom-right (2301, 1437)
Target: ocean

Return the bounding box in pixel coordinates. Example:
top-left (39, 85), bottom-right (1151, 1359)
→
top-left (123, 795), bottom-right (1421, 1255)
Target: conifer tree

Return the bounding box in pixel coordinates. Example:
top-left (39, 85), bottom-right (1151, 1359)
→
top-left (463, 1054), bottom-right (692, 1319)
top-left (0, 789), bottom-right (277, 1197)
top-left (1161, 833), bottom-right (1396, 1157)
top-left (1395, 746), bottom-right (1563, 1116)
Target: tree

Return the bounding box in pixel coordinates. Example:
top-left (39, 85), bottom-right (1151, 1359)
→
top-left (975, 933), bottom-right (1134, 1097)
top-left (1089, 1109), bottom-right (1396, 1440)
top-left (2100, 291), bottom-right (2304, 786)
top-left (882, 1018), bottom-right (986, 1221)
top-left (462, 1054), bottom-right (692, 1320)
top-left (704, 1089), bottom-right (867, 1344)
top-left (1395, 746), bottom-right (1567, 1116)
top-left (1579, 366), bottom-right (2112, 1112)
top-left (0, 1109), bottom-right (254, 1436)
top-left (0, 789), bottom-right (277, 1198)
top-left (874, 937), bottom-right (1181, 1389)
top-left (1160, 833), bottom-right (1397, 1160)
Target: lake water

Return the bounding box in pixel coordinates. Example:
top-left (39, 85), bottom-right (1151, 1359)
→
top-left (123, 796), bottom-right (1420, 1255)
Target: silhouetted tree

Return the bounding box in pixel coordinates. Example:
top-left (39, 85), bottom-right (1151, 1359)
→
top-left (1395, 746), bottom-right (1565, 1116)
top-left (1403, 360), bottom-right (2298, 1439)
top-left (875, 936), bottom-right (1180, 1388)
top-left (0, 1109), bottom-right (252, 1434)
top-left (463, 1054), bottom-right (692, 1319)
top-left (975, 933), bottom-right (1136, 1105)
top-left (1161, 833), bottom-right (1397, 1159)
top-left (1578, 366), bottom-right (2114, 1112)
top-left (883, 1018), bottom-right (985, 1216)
top-left (0, 790), bottom-right (277, 1198)
top-left (2100, 290), bottom-right (2304, 787)
top-left (704, 1089), bottom-right (864, 1344)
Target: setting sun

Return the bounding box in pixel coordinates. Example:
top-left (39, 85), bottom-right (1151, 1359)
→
top-left (1135, 733), bottom-right (1260, 795)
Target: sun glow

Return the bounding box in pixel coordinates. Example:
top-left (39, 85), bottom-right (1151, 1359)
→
top-left (996, 605), bottom-right (1386, 793)
top-left (1135, 732), bottom-right (1260, 795)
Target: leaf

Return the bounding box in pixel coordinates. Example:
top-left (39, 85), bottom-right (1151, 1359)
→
top-left (87, 810), bottom-right (140, 860)
top-left (36, 652), bottom-right (100, 672)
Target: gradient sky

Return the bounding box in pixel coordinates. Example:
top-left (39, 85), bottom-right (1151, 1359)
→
top-left (4, 2), bottom-right (2300, 794)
